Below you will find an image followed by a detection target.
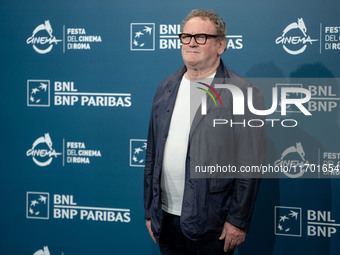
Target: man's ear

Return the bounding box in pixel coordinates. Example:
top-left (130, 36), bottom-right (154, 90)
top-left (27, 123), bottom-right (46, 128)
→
top-left (218, 39), bottom-right (227, 55)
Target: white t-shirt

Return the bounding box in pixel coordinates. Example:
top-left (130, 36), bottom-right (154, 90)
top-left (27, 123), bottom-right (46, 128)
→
top-left (161, 73), bottom-right (215, 216)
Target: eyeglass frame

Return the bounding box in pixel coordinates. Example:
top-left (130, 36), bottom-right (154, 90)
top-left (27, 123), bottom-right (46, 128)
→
top-left (178, 33), bottom-right (219, 45)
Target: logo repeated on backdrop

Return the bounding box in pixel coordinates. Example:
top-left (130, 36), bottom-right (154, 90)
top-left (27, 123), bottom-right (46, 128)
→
top-left (275, 84), bottom-right (305, 114)
top-left (26, 133), bottom-right (102, 167)
top-left (26, 20), bottom-right (102, 54)
top-left (26, 20), bottom-right (62, 54)
top-left (275, 206), bottom-right (302, 237)
top-left (33, 246), bottom-right (51, 255)
top-left (274, 142), bottom-right (339, 178)
top-left (275, 18), bottom-right (318, 55)
top-left (274, 142), bottom-right (309, 178)
top-left (130, 23), bottom-right (155, 51)
top-left (32, 246), bottom-right (64, 255)
top-left (271, 80), bottom-right (340, 114)
top-left (275, 206), bottom-right (339, 238)
top-left (27, 80), bottom-right (50, 107)
top-left (129, 139), bottom-right (147, 167)
top-left (275, 18), bottom-right (340, 54)
top-left (26, 191), bottom-right (131, 223)
top-left (323, 26), bottom-right (340, 52)
top-left (26, 133), bottom-right (62, 167)
top-left (307, 81), bottom-right (340, 113)
top-left (27, 192), bottom-right (50, 220)
top-left (322, 151), bottom-right (340, 176)
top-left (27, 80), bottom-right (132, 108)
top-left (130, 23), bottom-right (243, 50)
top-left (275, 80), bottom-right (340, 114)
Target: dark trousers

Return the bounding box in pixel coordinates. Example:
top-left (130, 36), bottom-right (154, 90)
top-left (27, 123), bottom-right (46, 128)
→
top-left (159, 211), bottom-right (234, 255)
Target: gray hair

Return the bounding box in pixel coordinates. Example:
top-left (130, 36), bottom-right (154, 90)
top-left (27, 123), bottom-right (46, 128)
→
top-left (181, 9), bottom-right (227, 39)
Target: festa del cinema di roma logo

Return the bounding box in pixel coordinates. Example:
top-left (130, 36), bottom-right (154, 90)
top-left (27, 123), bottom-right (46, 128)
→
top-left (26, 20), bottom-right (102, 54)
top-left (26, 20), bottom-right (62, 54)
top-left (275, 18), bottom-right (318, 55)
top-left (26, 133), bottom-right (102, 167)
top-left (26, 133), bottom-right (61, 167)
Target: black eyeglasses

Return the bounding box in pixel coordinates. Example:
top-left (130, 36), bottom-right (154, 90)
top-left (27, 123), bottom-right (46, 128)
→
top-left (178, 33), bottom-right (218, 45)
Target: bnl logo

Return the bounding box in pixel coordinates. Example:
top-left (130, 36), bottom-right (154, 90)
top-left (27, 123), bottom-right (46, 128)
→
top-left (27, 80), bottom-right (50, 107)
top-left (275, 206), bottom-right (302, 237)
top-left (130, 139), bottom-right (147, 167)
top-left (275, 206), bottom-right (339, 238)
top-left (26, 192), bottom-right (50, 220)
top-left (130, 23), bottom-right (155, 51)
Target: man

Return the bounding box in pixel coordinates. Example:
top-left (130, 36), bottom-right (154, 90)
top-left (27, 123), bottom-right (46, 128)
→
top-left (144, 9), bottom-right (266, 254)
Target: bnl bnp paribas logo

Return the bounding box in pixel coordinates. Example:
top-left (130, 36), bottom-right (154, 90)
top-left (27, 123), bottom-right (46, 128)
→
top-left (130, 23), bottom-right (155, 51)
top-left (27, 80), bottom-right (50, 107)
top-left (26, 191), bottom-right (131, 223)
top-left (27, 80), bottom-right (132, 108)
top-left (275, 18), bottom-right (318, 55)
top-left (129, 139), bottom-right (147, 167)
top-left (275, 206), bottom-right (339, 238)
top-left (130, 23), bottom-right (243, 51)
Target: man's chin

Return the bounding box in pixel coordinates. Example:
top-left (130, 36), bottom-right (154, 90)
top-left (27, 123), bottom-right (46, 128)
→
top-left (184, 60), bottom-right (200, 68)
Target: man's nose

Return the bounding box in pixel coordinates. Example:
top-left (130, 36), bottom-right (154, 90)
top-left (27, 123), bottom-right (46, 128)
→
top-left (188, 37), bottom-right (198, 46)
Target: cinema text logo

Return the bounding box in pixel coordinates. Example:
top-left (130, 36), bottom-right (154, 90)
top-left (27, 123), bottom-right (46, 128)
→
top-left (26, 20), bottom-right (62, 54)
top-left (27, 20), bottom-right (102, 54)
top-left (275, 18), bottom-right (318, 55)
top-left (33, 246), bottom-right (51, 255)
top-left (275, 206), bottom-right (339, 238)
top-left (274, 142), bottom-right (309, 178)
top-left (27, 191), bottom-right (131, 223)
top-left (26, 133), bottom-right (102, 167)
top-left (130, 23), bottom-right (243, 50)
top-left (26, 133), bottom-right (62, 167)
top-left (27, 80), bottom-right (132, 108)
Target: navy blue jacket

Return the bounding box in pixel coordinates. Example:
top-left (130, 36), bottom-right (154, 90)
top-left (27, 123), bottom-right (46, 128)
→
top-left (144, 60), bottom-right (266, 241)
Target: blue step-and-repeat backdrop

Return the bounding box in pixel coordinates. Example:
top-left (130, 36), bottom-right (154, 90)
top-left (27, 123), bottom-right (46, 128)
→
top-left (1, 0), bottom-right (340, 254)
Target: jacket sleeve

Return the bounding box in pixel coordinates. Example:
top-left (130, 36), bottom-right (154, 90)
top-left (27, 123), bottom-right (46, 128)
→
top-left (144, 106), bottom-right (156, 219)
top-left (225, 84), bottom-right (266, 231)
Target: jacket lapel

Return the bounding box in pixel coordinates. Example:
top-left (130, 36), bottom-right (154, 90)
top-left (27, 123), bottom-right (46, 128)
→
top-left (189, 61), bottom-right (230, 139)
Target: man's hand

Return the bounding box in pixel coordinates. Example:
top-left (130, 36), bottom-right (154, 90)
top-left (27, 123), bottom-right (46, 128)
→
top-left (146, 219), bottom-right (157, 244)
top-left (219, 222), bottom-right (246, 252)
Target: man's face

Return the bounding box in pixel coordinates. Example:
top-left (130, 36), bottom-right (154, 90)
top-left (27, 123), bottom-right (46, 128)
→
top-left (181, 17), bottom-right (225, 70)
